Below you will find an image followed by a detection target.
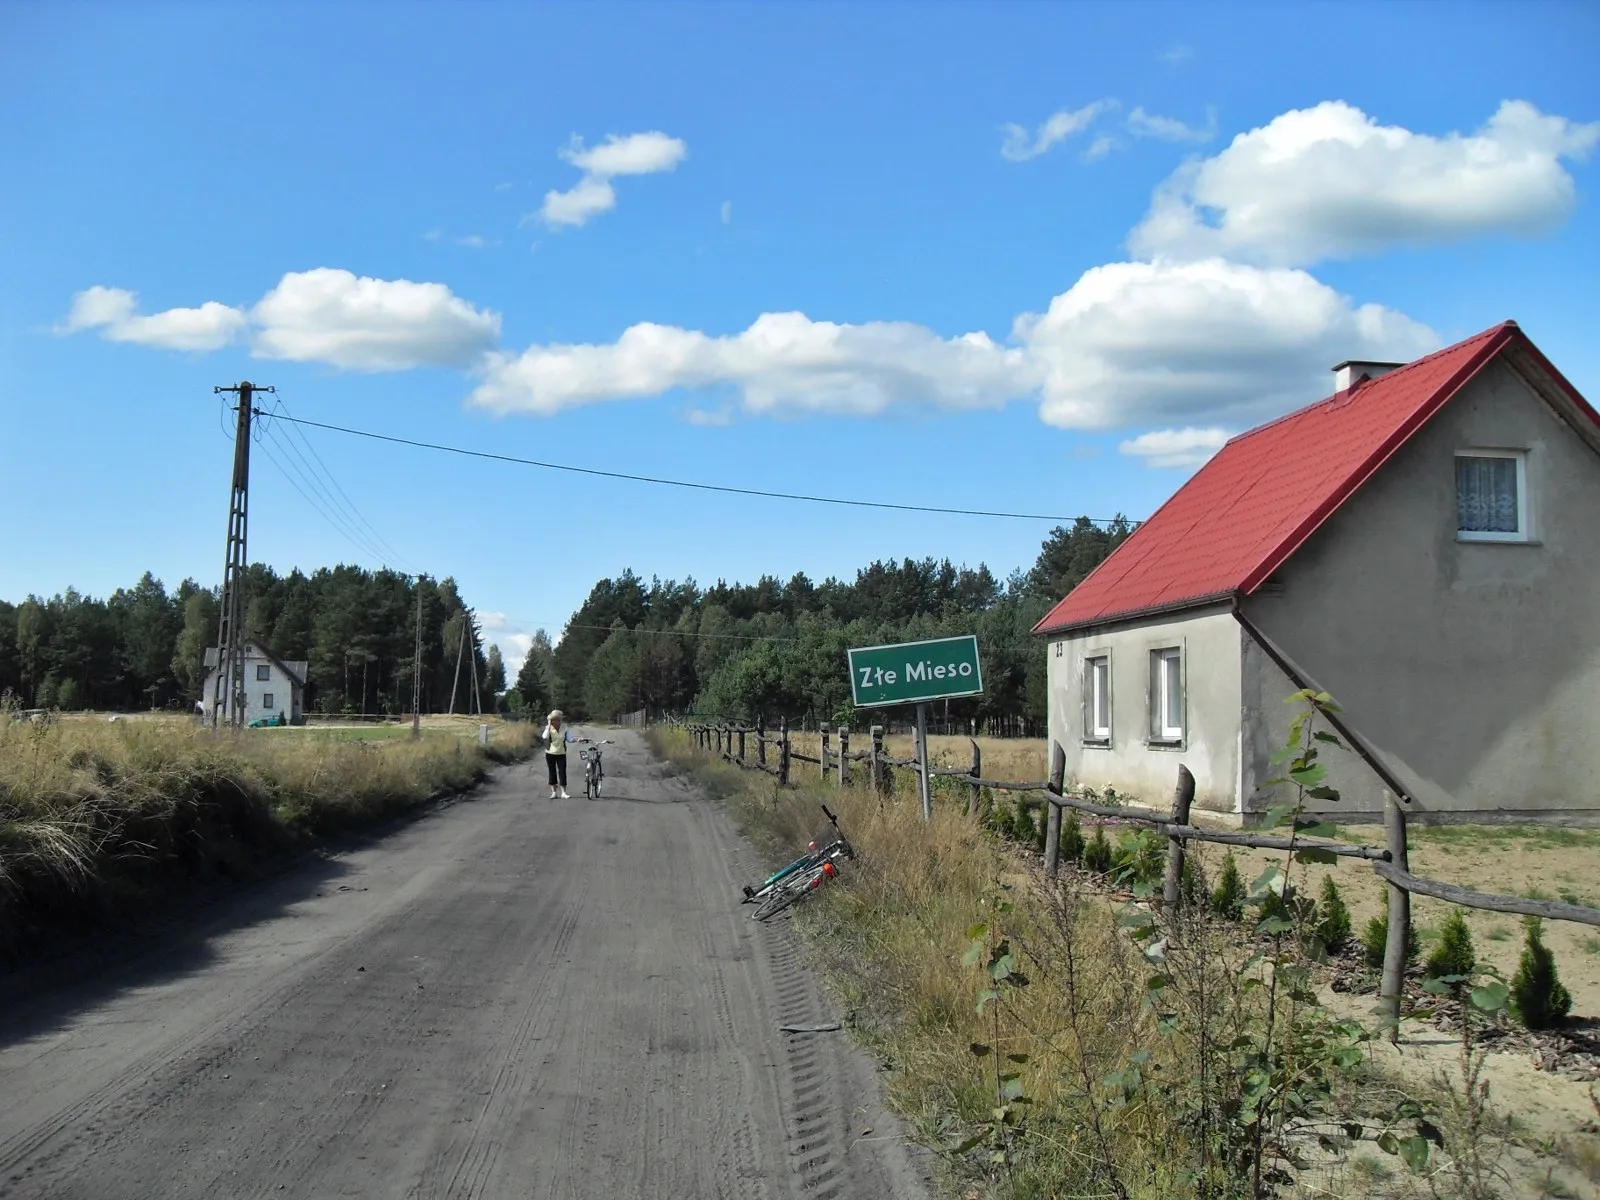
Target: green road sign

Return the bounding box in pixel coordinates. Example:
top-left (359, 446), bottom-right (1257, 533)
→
top-left (847, 635), bottom-right (983, 708)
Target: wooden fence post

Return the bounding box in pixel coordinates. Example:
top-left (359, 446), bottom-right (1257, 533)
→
top-left (820, 727), bottom-right (830, 782)
top-left (1380, 793), bottom-right (1411, 1044)
top-left (778, 716), bottom-right (790, 786)
top-left (838, 727), bottom-right (849, 787)
top-left (1043, 741), bottom-right (1065, 877)
top-left (737, 727), bottom-right (746, 763)
top-left (914, 702), bottom-right (932, 824)
top-left (1161, 765), bottom-right (1197, 909)
top-left (870, 725), bottom-right (884, 794)
top-left (967, 739), bottom-right (982, 817)
top-left (756, 715), bottom-right (766, 768)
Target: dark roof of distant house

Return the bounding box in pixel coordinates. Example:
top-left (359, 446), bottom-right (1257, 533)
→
top-left (203, 641), bottom-right (309, 685)
top-left (1034, 321), bottom-right (1599, 636)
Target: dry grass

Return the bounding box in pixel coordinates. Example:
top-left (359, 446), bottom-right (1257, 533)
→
top-left (658, 727), bottom-right (1591, 1200)
top-left (0, 712), bottom-right (536, 954)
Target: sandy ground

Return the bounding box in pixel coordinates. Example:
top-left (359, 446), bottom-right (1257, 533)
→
top-left (0, 730), bottom-right (932, 1200)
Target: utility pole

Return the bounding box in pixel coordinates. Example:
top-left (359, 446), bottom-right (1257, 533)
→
top-left (447, 618), bottom-right (465, 716)
top-left (211, 381), bottom-right (273, 729)
top-left (467, 620), bottom-right (481, 717)
top-left (411, 577), bottom-right (424, 740)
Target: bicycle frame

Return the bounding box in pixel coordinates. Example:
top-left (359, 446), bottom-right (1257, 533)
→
top-left (741, 805), bottom-right (849, 902)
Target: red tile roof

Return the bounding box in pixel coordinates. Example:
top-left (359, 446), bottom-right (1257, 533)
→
top-left (1034, 321), bottom-right (1597, 635)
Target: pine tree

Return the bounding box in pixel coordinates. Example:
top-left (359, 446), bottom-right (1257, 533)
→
top-left (1424, 909), bottom-right (1476, 981)
top-left (1315, 876), bottom-right (1353, 952)
top-left (1212, 853), bottom-right (1245, 922)
top-left (1510, 918), bottom-right (1572, 1029)
top-left (1058, 810), bottom-right (1085, 863)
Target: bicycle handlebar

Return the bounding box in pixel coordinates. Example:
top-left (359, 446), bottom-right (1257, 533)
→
top-left (821, 804), bottom-right (837, 825)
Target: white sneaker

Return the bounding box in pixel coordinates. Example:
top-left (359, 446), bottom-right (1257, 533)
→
top-left (559, 789), bottom-right (570, 800)
top-left (549, 790), bottom-right (558, 800)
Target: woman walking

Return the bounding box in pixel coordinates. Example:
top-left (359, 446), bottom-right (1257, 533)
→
top-left (542, 709), bottom-right (573, 799)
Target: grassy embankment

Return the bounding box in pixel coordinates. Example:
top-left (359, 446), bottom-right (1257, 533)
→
top-left (655, 725), bottom-right (1598, 1200)
top-left (0, 713), bottom-right (536, 955)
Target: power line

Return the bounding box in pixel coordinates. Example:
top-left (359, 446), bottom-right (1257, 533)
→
top-left (499, 618), bottom-right (800, 643)
top-left (263, 397), bottom-right (418, 572)
top-left (256, 428), bottom-right (398, 570)
top-left (266, 413), bottom-right (1135, 525)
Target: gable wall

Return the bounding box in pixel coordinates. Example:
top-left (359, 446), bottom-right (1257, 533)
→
top-left (1241, 360), bottom-right (1600, 823)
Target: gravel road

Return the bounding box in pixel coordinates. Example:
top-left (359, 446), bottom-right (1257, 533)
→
top-left (0, 730), bottom-right (933, 1200)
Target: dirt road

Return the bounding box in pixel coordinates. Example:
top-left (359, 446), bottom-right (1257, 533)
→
top-left (0, 731), bottom-right (932, 1200)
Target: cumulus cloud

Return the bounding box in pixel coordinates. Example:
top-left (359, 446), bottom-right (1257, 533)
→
top-left (250, 268), bottom-right (501, 371)
top-left (686, 407), bottom-right (734, 427)
top-left (538, 131), bottom-right (688, 228)
top-left (57, 285), bottom-right (246, 352)
top-left (1130, 99), bottom-right (1600, 266)
top-left (1119, 427), bottom-right (1231, 469)
top-left (469, 313), bottom-right (1038, 418)
top-left (1018, 258), bottom-right (1438, 428)
top-left (1001, 100), bottom-right (1117, 161)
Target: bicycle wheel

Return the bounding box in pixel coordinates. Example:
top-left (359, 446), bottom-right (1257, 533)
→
top-left (752, 868), bottom-right (822, 922)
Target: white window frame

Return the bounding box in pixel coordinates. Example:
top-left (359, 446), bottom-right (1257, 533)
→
top-left (1148, 646), bottom-right (1184, 745)
top-left (1082, 652), bottom-right (1111, 745)
top-left (262, 692), bottom-right (275, 711)
top-left (1455, 449), bottom-right (1531, 543)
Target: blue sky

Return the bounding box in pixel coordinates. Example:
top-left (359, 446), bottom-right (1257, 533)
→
top-left (2, 1), bottom-right (1597, 668)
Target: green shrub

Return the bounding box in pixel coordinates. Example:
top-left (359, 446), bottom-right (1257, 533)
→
top-left (1211, 853), bottom-right (1245, 921)
top-left (1058, 810), bottom-right (1085, 863)
top-left (1010, 802), bottom-right (1036, 845)
top-left (1424, 909), bottom-right (1476, 981)
top-left (1111, 829), bottom-right (1166, 890)
top-left (1510, 918), bottom-right (1572, 1029)
top-left (1033, 805), bottom-right (1049, 855)
top-left (1083, 826), bottom-right (1113, 874)
top-left (1362, 904), bottom-right (1420, 971)
top-left (1315, 875), bottom-right (1352, 952)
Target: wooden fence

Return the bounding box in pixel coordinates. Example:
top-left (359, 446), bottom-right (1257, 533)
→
top-left (681, 719), bottom-right (1600, 1041)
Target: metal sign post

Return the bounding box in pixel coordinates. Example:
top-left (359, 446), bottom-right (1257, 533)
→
top-left (914, 702), bottom-right (932, 823)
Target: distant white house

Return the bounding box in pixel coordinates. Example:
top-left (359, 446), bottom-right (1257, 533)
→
top-left (201, 642), bottom-right (308, 725)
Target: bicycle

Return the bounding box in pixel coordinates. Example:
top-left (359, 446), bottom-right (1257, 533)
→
top-left (578, 739), bottom-right (612, 799)
top-left (741, 805), bottom-right (848, 905)
top-left (750, 841), bottom-right (853, 922)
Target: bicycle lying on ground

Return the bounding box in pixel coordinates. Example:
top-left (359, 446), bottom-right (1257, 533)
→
top-left (578, 739), bottom-right (613, 799)
top-left (741, 804), bottom-right (855, 922)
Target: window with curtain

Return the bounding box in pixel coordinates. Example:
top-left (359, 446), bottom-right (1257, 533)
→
top-left (1456, 453), bottom-right (1524, 539)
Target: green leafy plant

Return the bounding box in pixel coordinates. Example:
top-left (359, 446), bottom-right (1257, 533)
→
top-left (1110, 828), bottom-right (1165, 893)
top-left (1425, 909), bottom-right (1477, 983)
top-left (955, 886), bottom-right (1035, 1171)
top-left (1510, 917), bottom-right (1572, 1029)
top-left (1211, 851), bottom-right (1245, 921)
top-left (1315, 875), bottom-right (1352, 953)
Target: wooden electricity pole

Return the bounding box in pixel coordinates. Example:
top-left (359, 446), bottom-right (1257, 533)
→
top-left (211, 381), bottom-right (273, 729)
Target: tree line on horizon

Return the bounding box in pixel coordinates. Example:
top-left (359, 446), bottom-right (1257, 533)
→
top-left (513, 516), bottom-right (1133, 733)
top-left (0, 566), bottom-right (505, 717)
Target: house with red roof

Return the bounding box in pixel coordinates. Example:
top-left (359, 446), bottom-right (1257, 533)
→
top-left (1033, 321), bottom-right (1600, 825)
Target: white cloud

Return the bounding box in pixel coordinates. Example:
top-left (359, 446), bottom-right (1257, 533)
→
top-left (422, 228), bottom-right (443, 242)
top-left (537, 131), bottom-right (687, 228)
top-left (57, 285), bottom-right (246, 352)
top-left (686, 406), bottom-right (733, 427)
top-left (1130, 99), bottom-right (1600, 266)
top-left (1118, 427), bottom-right (1231, 469)
top-left (469, 312), bottom-right (1037, 418)
top-left (250, 268), bottom-right (501, 371)
top-left (1017, 258), bottom-right (1439, 428)
top-left (1085, 135), bottom-right (1117, 162)
top-left (720, 200), bottom-right (732, 225)
top-left (1001, 100), bottom-right (1117, 162)
top-left (456, 234), bottom-right (499, 249)
top-left (1158, 45), bottom-right (1193, 65)
top-left (1127, 105), bottom-right (1216, 143)
top-left (494, 181), bottom-right (513, 192)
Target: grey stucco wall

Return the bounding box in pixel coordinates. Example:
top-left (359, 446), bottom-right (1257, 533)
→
top-left (1241, 360), bottom-right (1600, 824)
top-left (1047, 605), bottom-right (1242, 814)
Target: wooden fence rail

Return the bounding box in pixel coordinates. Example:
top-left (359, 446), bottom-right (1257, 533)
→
top-left (675, 718), bottom-right (1600, 1038)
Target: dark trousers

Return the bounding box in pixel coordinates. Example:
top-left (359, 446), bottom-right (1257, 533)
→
top-left (546, 752), bottom-right (568, 787)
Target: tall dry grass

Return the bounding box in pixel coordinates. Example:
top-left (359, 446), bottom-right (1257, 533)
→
top-left (654, 725), bottom-right (1545, 1199)
top-left (0, 713), bottom-right (536, 954)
